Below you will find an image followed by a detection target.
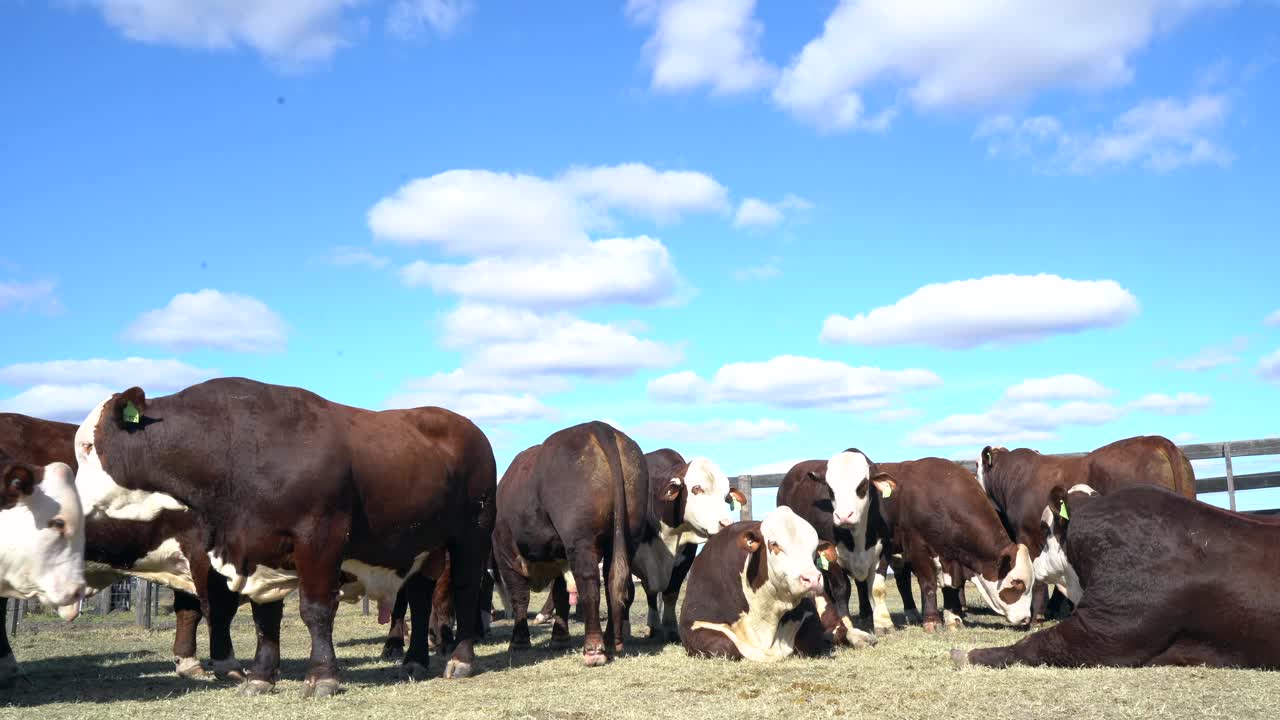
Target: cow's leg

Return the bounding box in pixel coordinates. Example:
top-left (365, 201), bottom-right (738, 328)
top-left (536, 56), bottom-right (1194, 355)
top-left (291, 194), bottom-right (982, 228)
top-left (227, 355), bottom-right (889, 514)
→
top-left (0, 601), bottom-right (18, 689)
top-left (429, 564), bottom-right (454, 658)
top-left (660, 589), bottom-right (681, 644)
top-left (942, 587), bottom-right (964, 631)
top-left (869, 571), bottom-right (893, 635)
top-left (532, 593), bottom-right (556, 625)
top-left (894, 563), bottom-right (921, 625)
top-left (400, 572), bottom-right (437, 681)
top-left (569, 543), bottom-right (606, 666)
top-left (238, 599), bottom-right (284, 696)
top-left (1030, 580), bottom-right (1049, 628)
top-left (615, 568), bottom-right (634, 644)
top-left (853, 577), bottom-right (873, 630)
top-left (550, 574), bottom-right (571, 649)
top-left (955, 607), bottom-right (1166, 669)
top-left (644, 587), bottom-right (661, 640)
top-left (1046, 586), bottom-right (1074, 620)
top-left (498, 559), bottom-right (532, 652)
top-left (380, 585), bottom-right (409, 661)
top-left (443, 529), bottom-right (489, 680)
top-left (203, 569), bottom-right (245, 682)
top-left (172, 590), bottom-right (205, 678)
top-left (907, 544), bottom-right (941, 632)
top-left (684, 628), bottom-right (744, 660)
top-left (294, 518), bottom-right (348, 698)
top-left (477, 564), bottom-right (495, 637)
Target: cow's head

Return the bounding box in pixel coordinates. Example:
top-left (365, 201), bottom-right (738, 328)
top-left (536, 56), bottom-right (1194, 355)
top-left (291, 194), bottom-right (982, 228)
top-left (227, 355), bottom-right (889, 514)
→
top-left (815, 449), bottom-right (893, 529)
top-left (969, 542), bottom-right (1034, 626)
top-left (977, 445), bottom-right (1008, 493)
top-left (75, 388), bottom-right (188, 522)
top-left (740, 506), bottom-right (834, 601)
top-left (665, 456), bottom-right (742, 539)
top-left (0, 459), bottom-right (87, 613)
top-left (1032, 484), bottom-right (1095, 603)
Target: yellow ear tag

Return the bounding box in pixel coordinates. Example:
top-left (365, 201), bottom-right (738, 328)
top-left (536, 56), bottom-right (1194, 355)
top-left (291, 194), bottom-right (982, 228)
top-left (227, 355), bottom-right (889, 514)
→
top-left (1058, 501), bottom-right (1069, 521)
top-left (880, 485), bottom-right (892, 499)
top-left (817, 555), bottom-right (830, 571)
top-left (122, 401), bottom-right (141, 425)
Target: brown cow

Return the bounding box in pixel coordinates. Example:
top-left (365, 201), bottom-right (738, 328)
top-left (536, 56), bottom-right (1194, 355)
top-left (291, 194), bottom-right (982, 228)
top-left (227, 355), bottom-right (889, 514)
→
top-left (73, 378), bottom-right (497, 696)
top-left (979, 434), bottom-right (1196, 624)
top-left (679, 508), bottom-right (838, 661)
top-left (954, 485), bottom-right (1280, 669)
top-left (493, 422), bottom-right (649, 666)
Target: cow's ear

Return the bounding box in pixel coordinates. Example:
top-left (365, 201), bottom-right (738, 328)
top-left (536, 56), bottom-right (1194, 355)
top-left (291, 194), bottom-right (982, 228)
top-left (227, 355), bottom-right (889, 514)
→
top-left (871, 471), bottom-right (897, 499)
top-left (663, 478), bottom-right (684, 501)
top-left (2, 464), bottom-right (38, 508)
top-left (1048, 485), bottom-right (1069, 523)
top-left (981, 445), bottom-right (995, 470)
top-left (815, 542), bottom-right (837, 565)
top-left (111, 387), bottom-right (148, 432)
top-left (738, 528), bottom-right (763, 553)
top-left (805, 469), bottom-right (823, 483)
top-left (728, 488), bottom-right (747, 506)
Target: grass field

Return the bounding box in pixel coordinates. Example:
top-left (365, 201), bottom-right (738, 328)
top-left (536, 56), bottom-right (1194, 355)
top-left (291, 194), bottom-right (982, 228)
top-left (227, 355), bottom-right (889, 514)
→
top-left (2, 587), bottom-right (1277, 720)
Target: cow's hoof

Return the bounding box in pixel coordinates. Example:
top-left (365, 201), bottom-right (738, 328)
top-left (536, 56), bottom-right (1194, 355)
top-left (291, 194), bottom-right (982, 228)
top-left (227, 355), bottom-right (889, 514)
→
top-left (444, 658), bottom-right (473, 680)
top-left (949, 648), bottom-right (970, 669)
top-left (174, 656), bottom-right (205, 679)
top-left (874, 625), bottom-right (894, 637)
top-left (212, 660), bottom-right (246, 683)
top-left (531, 613), bottom-right (552, 626)
top-left (647, 625), bottom-right (662, 641)
top-left (922, 621), bottom-right (939, 634)
top-left (946, 619), bottom-right (964, 632)
top-left (0, 656), bottom-right (20, 689)
top-left (303, 678), bottom-right (340, 699)
top-left (549, 633), bottom-right (572, 650)
top-left (665, 628), bottom-right (681, 645)
top-left (381, 643), bottom-right (405, 662)
top-left (848, 629), bottom-right (877, 650)
top-left (582, 650), bottom-right (608, 667)
top-left (239, 679), bottom-right (275, 696)
top-left (509, 634), bottom-right (531, 650)
top-left (399, 661), bottom-right (430, 682)
top-left (904, 609), bottom-right (923, 625)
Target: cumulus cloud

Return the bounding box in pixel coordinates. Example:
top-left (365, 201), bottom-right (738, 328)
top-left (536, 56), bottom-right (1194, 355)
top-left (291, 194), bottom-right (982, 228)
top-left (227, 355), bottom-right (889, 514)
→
top-left (773, 0), bottom-right (1224, 130)
top-left (124, 289), bottom-right (288, 353)
top-left (1004, 374), bottom-right (1112, 401)
top-left (559, 163), bottom-right (730, 222)
top-left (384, 370), bottom-right (555, 425)
top-left (652, 355), bottom-right (940, 410)
top-left (0, 384), bottom-right (119, 423)
top-left (1169, 337), bottom-right (1246, 371)
top-left (630, 418), bottom-right (798, 443)
top-left (733, 194), bottom-right (813, 229)
top-left (1130, 392), bottom-right (1213, 415)
top-left (978, 94), bottom-right (1233, 172)
top-left (325, 246), bottom-right (389, 269)
top-left (820, 274), bottom-right (1139, 349)
top-left (387, 0), bottom-right (472, 38)
top-left (0, 356), bottom-right (217, 423)
top-left (908, 400), bottom-right (1122, 449)
top-left (875, 407), bottom-right (923, 422)
top-left (627, 0), bottom-right (776, 95)
top-left (1258, 350), bottom-right (1280, 383)
top-left (0, 280), bottom-right (62, 314)
top-left (401, 237), bottom-right (682, 310)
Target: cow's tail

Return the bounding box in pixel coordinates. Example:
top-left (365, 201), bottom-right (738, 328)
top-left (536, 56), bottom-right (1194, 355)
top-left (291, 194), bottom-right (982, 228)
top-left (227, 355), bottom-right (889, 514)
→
top-left (589, 422), bottom-right (632, 594)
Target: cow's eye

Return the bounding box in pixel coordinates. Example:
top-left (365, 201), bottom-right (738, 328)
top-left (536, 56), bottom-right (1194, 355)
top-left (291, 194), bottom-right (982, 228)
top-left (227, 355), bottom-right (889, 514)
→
top-left (767, 541), bottom-right (782, 555)
top-left (690, 486), bottom-right (704, 495)
top-left (80, 442), bottom-right (92, 455)
top-left (48, 518), bottom-right (66, 531)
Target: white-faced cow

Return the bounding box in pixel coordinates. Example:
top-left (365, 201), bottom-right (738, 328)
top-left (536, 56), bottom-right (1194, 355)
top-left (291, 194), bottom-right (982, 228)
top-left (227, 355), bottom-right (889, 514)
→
top-left (679, 507), bottom-right (838, 661)
top-left (74, 378), bottom-right (496, 697)
top-left (0, 450), bottom-right (86, 687)
top-left (954, 485), bottom-right (1280, 670)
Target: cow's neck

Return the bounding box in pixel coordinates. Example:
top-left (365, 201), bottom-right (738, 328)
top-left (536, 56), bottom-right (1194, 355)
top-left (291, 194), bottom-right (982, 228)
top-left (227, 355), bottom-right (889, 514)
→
top-left (633, 520), bottom-right (690, 593)
top-left (730, 560), bottom-right (804, 657)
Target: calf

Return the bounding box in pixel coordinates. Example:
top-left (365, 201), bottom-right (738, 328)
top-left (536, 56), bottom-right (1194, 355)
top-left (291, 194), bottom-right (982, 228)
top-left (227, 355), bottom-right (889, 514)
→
top-left (628, 448), bottom-right (743, 642)
top-left (493, 422), bottom-right (649, 666)
top-left (954, 485), bottom-right (1280, 669)
top-left (873, 458), bottom-right (1033, 631)
top-left (0, 452), bottom-right (86, 686)
top-left (679, 507), bottom-right (837, 661)
top-left (979, 434), bottom-right (1196, 624)
top-left (74, 378), bottom-right (497, 696)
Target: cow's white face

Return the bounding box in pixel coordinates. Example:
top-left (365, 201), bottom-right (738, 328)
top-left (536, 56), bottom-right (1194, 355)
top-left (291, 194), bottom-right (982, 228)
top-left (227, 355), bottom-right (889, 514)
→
top-left (75, 397), bottom-right (187, 522)
top-left (969, 544), bottom-right (1034, 626)
top-left (826, 450), bottom-right (873, 528)
top-left (0, 462), bottom-right (87, 611)
top-left (1031, 484), bottom-right (1093, 603)
top-left (676, 457), bottom-right (739, 539)
top-left (759, 507), bottom-right (825, 600)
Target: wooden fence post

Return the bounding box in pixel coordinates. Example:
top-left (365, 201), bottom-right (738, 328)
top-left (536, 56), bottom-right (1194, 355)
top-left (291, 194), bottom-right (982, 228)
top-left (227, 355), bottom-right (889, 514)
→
top-left (134, 580), bottom-right (153, 630)
top-left (4, 599), bottom-right (16, 638)
top-left (735, 475), bottom-right (753, 522)
top-left (97, 585), bottom-right (112, 615)
top-left (1224, 441), bottom-right (1237, 512)
top-left (362, 595), bottom-right (370, 616)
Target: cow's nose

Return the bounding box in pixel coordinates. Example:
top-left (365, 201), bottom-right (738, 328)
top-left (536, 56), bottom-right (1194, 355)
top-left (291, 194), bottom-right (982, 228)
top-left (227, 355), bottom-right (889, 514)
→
top-left (719, 519), bottom-right (733, 529)
top-left (834, 511), bottom-right (856, 526)
top-left (800, 572), bottom-right (822, 590)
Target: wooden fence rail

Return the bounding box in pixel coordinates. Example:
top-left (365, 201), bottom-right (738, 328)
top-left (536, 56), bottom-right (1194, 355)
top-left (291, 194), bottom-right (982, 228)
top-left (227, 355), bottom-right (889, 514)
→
top-left (730, 437), bottom-right (1280, 522)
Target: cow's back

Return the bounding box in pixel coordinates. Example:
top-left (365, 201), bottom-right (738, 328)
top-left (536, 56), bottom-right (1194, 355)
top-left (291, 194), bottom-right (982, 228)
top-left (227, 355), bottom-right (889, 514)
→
top-left (0, 413), bottom-right (76, 469)
top-left (532, 423), bottom-right (648, 546)
top-left (1086, 435), bottom-right (1196, 499)
top-left (777, 460), bottom-right (835, 542)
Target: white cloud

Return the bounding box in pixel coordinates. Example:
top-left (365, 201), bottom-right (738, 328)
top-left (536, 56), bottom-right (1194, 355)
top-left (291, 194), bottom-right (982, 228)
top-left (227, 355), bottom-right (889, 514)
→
top-left (124, 289), bottom-right (288, 353)
top-left (1004, 374), bottom-right (1112, 401)
top-left (1170, 337), bottom-right (1245, 371)
top-left (908, 400), bottom-right (1122, 449)
top-left (980, 95), bottom-right (1233, 172)
top-left (1130, 392), bottom-right (1214, 415)
top-left (733, 258), bottom-right (782, 282)
top-left (559, 163), bottom-right (729, 222)
top-left (648, 370), bottom-right (709, 402)
top-left (387, 0), bottom-right (471, 38)
top-left (656, 355), bottom-right (940, 410)
top-left (627, 0), bottom-right (776, 95)
top-left (773, 0), bottom-right (1225, 130)
top-left (0, 357), bottom-right (216, 390)
top-left (1266, 310), bottom-right (1280, 327)
top-left (875, 407), bottom-right (922, 422)
top-left (325, 246), bottom-right (389, 269)
top-left (401, 236), bottom-right (682, 310)
top-left (1172, 431), bottom-right (1198, 443)
top-left (0, 280), bottom-right (61, 314)
top-left (0, 384), bottom-right (118, 423)
top-left (630, 418), bottom-right (798, 443)
top-left (1258, 350), bottom-right (1280, 383)
top-left (385, 374), bottom-right (554, 425)
top-left (820, 274), bottom-right (1139, 349)
top-left (80, 0), bottom-right (361, 66)
top-left (733, 195), bottom-right (812, 229)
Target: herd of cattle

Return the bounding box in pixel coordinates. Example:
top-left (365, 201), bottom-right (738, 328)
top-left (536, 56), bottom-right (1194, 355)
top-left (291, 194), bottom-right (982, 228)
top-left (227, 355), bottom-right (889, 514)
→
top-left (1, 376), bottom-right (1277, 697)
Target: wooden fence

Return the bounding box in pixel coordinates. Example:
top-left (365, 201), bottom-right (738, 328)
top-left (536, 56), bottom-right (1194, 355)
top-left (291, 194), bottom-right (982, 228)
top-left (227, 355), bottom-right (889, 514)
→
top-left (730, 437), bottom-right (1280, 522)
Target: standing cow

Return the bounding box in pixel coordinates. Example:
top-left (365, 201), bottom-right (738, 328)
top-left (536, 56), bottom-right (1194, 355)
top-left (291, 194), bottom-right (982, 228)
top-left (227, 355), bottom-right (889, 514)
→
top-left (979, 434), bottom-right (1196, 624)
top-left (493, 422), bottom-right (649, 666)
top-left (0, 448), bottom-right (86, 687)
top-left (74, 378), bottom-right (496, 696)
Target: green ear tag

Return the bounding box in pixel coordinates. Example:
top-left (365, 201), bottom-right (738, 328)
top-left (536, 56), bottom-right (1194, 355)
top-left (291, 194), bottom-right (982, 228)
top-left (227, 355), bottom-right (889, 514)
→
top-left (729, 498), bottom-right (738, 511)
top-left (1058, 501), bottom-right (1069, 521)
top-left (122, 401), bottom-right (141, 425)
top-left (881, 485), bottom-right (892, 499)
top-left (817, 555), bottom-right (830, 571)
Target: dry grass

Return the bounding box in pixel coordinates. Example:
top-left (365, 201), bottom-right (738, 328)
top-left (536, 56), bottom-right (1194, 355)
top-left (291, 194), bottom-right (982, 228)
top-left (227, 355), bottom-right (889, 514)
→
top-left (2, 588), bottom-right (1277, 720)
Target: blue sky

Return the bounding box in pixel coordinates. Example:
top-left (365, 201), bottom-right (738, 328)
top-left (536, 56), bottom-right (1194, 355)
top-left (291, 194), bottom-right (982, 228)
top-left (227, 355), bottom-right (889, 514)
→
top-left (2, 1), bottom-right (1278, 511)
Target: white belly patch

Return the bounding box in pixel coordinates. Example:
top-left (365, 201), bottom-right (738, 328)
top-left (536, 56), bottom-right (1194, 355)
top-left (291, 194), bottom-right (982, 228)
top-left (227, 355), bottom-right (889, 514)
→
top-left (208, 551), bottom-right (299, 604)
top-left (339, 553), bottom-right (429, 604)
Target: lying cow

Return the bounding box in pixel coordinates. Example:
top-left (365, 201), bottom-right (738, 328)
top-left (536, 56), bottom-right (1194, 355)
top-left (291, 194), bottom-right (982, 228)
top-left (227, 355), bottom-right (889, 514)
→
top-left (873, 458), bottom-right (1033, 631)
top-left (679, 507), bottom-right (837, 661)
top-left (493, 422), bottom-right (649, 666)
top-left (627, 448), bottom-right (743, 642)
top-left (0, 449), bottom-right (86, 687)
top-left (979, 434), bottom-right (1196, 624)
top-left (953, 485), bottom-right (1280, 669)
top-left (74, 378), bottom-right (497, 696)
